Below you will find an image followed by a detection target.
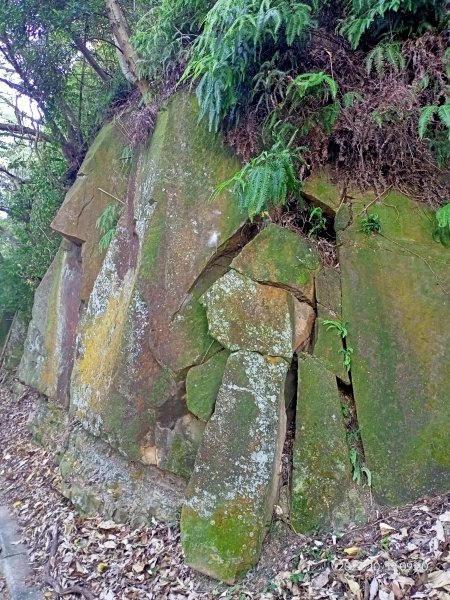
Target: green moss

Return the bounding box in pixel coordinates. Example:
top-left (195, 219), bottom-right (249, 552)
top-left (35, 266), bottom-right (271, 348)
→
top-left (301, 169), bottom-right (342, 216)
top-left (231, 223), bottom-right (319, 301)
top-left (291, 355), bottom-right (354, 532)
top-left (339, 192), bottom-right (450, 504)
top-left (181, 503), bottom-right (265, 583)
top-left (186, 350), bottom-right (229, 421)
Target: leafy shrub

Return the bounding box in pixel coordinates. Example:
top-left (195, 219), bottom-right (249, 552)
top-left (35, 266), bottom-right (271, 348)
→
top-left (361, 213), bottom-right (381, 234)
top-left (340, 0), bottom-right (445, 49)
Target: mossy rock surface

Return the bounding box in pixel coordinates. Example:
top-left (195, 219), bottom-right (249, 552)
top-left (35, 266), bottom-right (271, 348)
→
top-left (339, 191), bottom-right (450, 504)
top-left (291, 354), bottom-right (355, 532)
top-left (201, 270), bottom-right (295, 358)
top-left (301, 168), bottom-right (342, 216)
top-left (71, 92), bottom-right (243, 477)
top-left (186, 350), bottom-right (230, 421)
top-left (181, 351), bottom-right (288, 583)
top-left (231, 223), bottom-right (320, 302)
top-left (313, 267), bottom-right (349, 383)
top-left (51, 120), bottom-right (130, 301)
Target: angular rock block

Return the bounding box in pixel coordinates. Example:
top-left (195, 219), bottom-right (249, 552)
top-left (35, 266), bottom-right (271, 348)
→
top-left (19, 240), bottom-right (82, 404)
top-left (186, 350), bottom-right (230, 421)
top-left (201, 270), bottom-right (297, 358)
top-left (291, 355), bottom-right (357, 532)
top-left (181, 351), bottom-right (289, 583)
top-left (231, 223), bottom-right (320, 302)
top-left (339, 191), bottom-right (450, 504)
top-left (313, 267), bottom-right (350, 383)
top-left (51, 120), bottom-right (130, 301)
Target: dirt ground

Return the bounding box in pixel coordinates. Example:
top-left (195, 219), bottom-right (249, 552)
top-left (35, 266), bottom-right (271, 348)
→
top-left (0, 378), bottom-right (449, 599)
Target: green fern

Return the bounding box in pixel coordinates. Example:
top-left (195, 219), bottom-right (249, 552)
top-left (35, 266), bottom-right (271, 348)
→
top-left (95, 203), bottom-right (121, 252)
top-left (433, 202), bottom-right (450, 246)
top-left (340, 0), bottom-right (445, 49)
top-left (286, 71), bottom-right (338, 105)
top-left (182, 0), bottom-right (314, 130)
top-left (419, 103), bottom-right (450, 139)
top-left (214, 138), bottom-right (307, 219)
top-left (365, 42), bottom-right (406, 77)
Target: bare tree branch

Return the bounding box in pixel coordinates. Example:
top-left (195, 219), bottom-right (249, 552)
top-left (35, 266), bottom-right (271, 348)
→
top-left (0, 122), bottom-right (52, 143)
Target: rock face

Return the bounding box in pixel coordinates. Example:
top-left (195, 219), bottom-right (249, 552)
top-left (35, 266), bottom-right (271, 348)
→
top-left (182, 352), bottom-right (289, 583)
top-left (51, 121), bottom-right (130, 301)
top-left (20, 89), bottom-right (450, 587)
top-left (339, 191), bottom-right (450, 504)
top-left (291, 355), bottom-right (359, 532)
top-left (70, 93), bottom-right (244, 475)
top-left (19, 241), bottom-right (82, 404)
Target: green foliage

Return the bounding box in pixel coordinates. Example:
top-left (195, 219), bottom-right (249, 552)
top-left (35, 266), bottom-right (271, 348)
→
top-left (321, 319), bottom-right (348, 339)
top-left (349, 448), bottom-right (372, 487)
top-left (432, 202), bottom-right (450, 246)
top-left (287, 72), bottom-right (338, 105)
top-left (95, 203), bottom-right (121, 251)
top-left (0, 147), bottom-right (66, 314)
top-left (418, 104), bottom-right (450, 139)
top-left (132, 0), bottom-right (214, 85)
top-left (361, 213), bottom-right (381, 234)
top-left (340, 346), bottom-right (353, 372)
top-left (340, 0), bottom-right (445, 49)
top-left (214, 138), bottom-right (306, 219)
top-left (308, 206), bottom-right (327, 238)
top-left (365, 42), bottom-right (406, 77)
top-left (183, 0), bottom-right (314, 130)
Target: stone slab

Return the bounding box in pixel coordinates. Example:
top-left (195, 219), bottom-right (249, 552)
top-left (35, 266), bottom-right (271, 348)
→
top-left (181, 351), bottom-right (288, 583)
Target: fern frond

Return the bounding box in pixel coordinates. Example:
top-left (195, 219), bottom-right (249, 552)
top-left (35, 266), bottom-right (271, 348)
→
top-left (365, 42), bottom-right (406, 77)
top-left (433, 202), bottom-right (450, 246)
top-left (418, 105), bottom-right (438, 139)
top-left (437, 104), bottom-right (450, 134)
top-left (214, 140), bottom-right (307, 219)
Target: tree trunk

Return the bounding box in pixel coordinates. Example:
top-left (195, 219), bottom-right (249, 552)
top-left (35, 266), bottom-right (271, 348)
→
top-left (104, 0), bottom-right (150, 100)
top-left (71, 34), bottom-right (111, 82)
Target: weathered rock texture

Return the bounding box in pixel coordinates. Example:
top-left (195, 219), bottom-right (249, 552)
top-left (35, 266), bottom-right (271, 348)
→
top-left (51, 121), bottom-right (130, 301)
top-left (19, 241), bottom-right (82, 404)
top-left (291, 354), bottom-right (361, 532)
top-left (70, 93), bottom-right (243, 477)
top-left (20, 89), bottom-right (450, 586)
top-left (338, 190), bottom-right (450, 505)
top-left (182, 352), bottom-right (289, 583)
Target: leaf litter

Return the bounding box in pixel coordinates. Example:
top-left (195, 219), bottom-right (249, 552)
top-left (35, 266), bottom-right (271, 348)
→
top-left (0, 380), bottom-right (449, 599)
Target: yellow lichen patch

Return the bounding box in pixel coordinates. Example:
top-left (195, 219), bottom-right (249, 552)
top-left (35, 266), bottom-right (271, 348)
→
top-left (72, 274), bottom-right (135, 421)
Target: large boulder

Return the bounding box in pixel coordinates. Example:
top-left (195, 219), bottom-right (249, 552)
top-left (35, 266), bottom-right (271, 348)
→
top-left (181, 351), bottom-right (289, 583)
top-left (339, 190), bottom-right (450, 504)
top-left (70, 93), bottom-right (244, 475)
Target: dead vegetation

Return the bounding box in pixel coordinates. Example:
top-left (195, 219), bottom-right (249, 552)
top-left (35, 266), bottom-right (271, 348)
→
top-left (0, 380), bottom-right (449, 599)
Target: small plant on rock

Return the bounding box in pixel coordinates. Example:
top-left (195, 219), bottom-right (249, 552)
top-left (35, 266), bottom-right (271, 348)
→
top-left (432, 202), bottom-right (450, 246)
top-left (308, 206), bottom-right (327, 238)
top-left (96, 203), bottom-right (122, 251)
top-left (321, 319), bottom-right (348, 339)
top-left (361, 213), bottom-right (381, 234)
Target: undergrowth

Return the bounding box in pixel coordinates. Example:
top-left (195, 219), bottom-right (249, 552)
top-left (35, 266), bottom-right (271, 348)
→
top-left (131, 0), bottom-right (450, 218)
